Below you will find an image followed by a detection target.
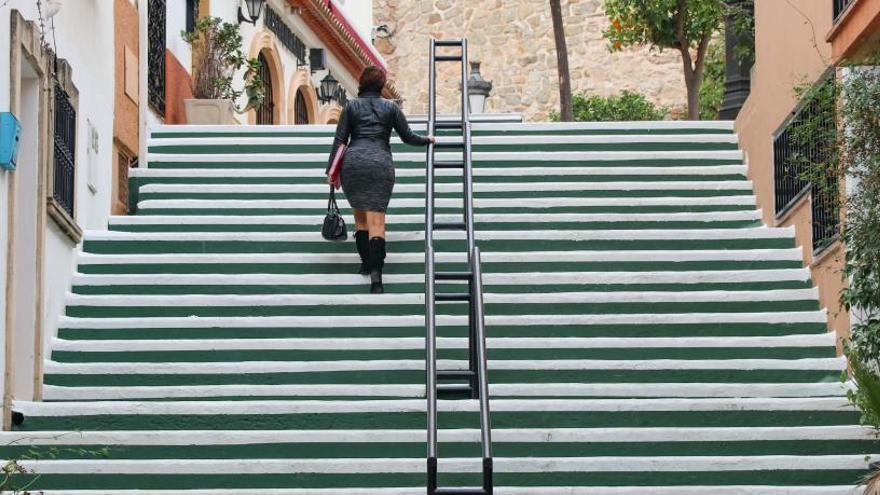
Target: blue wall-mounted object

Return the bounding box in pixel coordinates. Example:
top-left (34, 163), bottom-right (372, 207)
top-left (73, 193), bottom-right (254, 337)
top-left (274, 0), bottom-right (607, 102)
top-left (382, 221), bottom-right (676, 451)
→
top-left (0, 112), bottom-right (22, 171)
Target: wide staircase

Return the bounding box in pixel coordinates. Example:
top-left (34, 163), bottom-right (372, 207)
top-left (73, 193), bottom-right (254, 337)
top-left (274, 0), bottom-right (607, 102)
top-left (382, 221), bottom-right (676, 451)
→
top-left (3, 119), bottom-right (878, 494)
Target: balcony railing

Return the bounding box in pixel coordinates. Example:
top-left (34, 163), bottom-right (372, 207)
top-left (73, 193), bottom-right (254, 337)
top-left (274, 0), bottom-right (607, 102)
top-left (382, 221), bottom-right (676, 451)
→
top-left (834, 0), bottom-right (856, 22)
top-left (773, 72), bottom-right (840, 253)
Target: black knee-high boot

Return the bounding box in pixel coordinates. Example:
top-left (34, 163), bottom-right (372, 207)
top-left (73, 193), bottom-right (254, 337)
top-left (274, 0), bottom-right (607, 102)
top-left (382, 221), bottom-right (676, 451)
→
top-left (368, 237), bottom-right (386, 294)
top-left (354, 230), bottom-right (370, 276)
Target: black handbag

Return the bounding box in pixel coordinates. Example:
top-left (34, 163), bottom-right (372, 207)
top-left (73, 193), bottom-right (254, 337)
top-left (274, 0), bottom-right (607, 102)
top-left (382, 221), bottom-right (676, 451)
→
top-left (322, 187), bottom-right (348, 241)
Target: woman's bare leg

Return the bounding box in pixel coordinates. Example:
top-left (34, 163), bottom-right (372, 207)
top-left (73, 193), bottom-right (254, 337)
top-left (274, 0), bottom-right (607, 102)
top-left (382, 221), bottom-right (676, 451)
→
top-left (353, 209), bottom-right (368, 232)
top-left (366, 211), bottom-right (386, 239)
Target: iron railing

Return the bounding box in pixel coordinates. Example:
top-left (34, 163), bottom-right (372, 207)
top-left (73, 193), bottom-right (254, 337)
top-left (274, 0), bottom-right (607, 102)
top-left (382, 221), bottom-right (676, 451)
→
top-left (53, 84), bottom-right (76, 217)
top-left (834, 0), bottom-right (856, 22)
top-left (773, 72), bottom-right (840, 253)
top-left (147, 0), bottom-right (166, 115)
top-left (265, 5), bottom-right (307, 65)
top-left (425, 38), bottom-right (493, 495)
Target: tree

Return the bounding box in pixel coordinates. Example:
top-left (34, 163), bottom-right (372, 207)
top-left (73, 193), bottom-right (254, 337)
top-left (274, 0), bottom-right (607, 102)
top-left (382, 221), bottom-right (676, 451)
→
top-left (603, 0), bottom-right (726, 120)
top-left (550, 0), bottom-right (573, 121)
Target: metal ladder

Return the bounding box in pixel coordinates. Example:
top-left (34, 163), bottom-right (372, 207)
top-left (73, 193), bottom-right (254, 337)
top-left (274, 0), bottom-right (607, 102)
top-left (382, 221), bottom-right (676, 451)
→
top-left (424, 38), bottom-right (493, 495)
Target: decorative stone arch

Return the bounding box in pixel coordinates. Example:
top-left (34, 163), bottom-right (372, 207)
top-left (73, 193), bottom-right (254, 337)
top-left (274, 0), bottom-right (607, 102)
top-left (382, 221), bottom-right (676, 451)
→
top-left (247, 30), bottom-right (284, 125)
top-left (319, 103), bottom-right (343, 125)
top-left (288, 68), bottom-right (319, 125)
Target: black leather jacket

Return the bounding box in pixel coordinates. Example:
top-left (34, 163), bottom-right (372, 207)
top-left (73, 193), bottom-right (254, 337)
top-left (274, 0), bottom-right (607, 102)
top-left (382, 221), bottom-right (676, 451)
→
top-left (326, 92), bottom-right (430, 173)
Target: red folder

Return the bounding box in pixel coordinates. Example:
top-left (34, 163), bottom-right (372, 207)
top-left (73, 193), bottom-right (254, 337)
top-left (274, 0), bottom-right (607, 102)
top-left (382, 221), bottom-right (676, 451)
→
top-left (328, 145), bottom-right (346, 190)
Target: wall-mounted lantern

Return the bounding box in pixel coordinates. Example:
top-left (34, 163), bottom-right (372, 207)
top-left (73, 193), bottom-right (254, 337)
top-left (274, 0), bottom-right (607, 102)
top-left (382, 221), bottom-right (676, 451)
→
top-left (238, 0), bottom-right (266, 25)
top-left (467, 61), bottom-right (493, 114)
top-left (319, 73), bottom-right (340, 104)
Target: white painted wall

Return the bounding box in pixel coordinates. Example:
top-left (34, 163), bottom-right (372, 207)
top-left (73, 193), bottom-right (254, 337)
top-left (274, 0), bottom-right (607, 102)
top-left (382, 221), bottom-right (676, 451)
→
top-left (332, 0), bottom-right (374, 43)
top-left (0, 1), bottom-right (115, 402)
top-left (212, 0), bottom-right (361, 124)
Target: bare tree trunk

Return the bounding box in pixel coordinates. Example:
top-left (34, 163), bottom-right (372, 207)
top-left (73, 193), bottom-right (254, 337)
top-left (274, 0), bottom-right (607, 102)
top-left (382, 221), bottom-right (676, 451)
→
top-left (550, 0), bottom-right (573, 121)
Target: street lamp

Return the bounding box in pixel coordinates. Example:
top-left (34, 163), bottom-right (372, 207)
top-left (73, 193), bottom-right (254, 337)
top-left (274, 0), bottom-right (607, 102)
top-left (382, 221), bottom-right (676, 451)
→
top-left (467, 61), bottom-right (493, 114)
top-left (238, 0), bottom-right (266, 25)
top-left (319, 73), bottom-right (340, 104)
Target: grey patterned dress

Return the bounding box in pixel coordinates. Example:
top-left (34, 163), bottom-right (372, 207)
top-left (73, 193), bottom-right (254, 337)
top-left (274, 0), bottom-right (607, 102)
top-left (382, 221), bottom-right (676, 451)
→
top-left (327, 91), bottom-right (431, 212)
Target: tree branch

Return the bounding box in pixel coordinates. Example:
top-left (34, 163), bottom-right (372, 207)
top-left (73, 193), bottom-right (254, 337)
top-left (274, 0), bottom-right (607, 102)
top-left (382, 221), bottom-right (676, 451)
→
top-left (675, 0), bottom-right (693, 78)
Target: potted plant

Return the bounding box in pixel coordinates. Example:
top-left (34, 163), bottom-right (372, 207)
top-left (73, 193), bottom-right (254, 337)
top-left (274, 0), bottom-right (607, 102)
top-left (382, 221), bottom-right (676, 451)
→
top-left (182, 17), bottom-right (265, 125)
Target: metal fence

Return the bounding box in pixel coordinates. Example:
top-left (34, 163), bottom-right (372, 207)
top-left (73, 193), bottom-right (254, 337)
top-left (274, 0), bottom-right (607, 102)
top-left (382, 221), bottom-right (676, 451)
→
top-left (773, 74), bottom-right (840, 253)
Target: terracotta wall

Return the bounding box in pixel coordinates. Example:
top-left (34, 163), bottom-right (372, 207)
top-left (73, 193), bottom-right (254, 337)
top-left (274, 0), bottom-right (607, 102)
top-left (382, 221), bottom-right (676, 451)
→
top-left (113, 0), bottom-right (140, 215)
top-left (735, 0), bottom-right (849, 344)
top-left (164, 50), bottom-right (194, 125)
top-left (828, 0), bottom-right (880, 62)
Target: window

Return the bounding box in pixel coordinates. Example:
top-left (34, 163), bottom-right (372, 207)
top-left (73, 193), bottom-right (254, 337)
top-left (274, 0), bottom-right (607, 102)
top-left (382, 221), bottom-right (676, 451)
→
top-left (148, 0), bottom-right (166, 115)
top-left (256, 52), bottom-right (275, 125)
top-left (185, 0), bottom-right (200, 33)
top-left (294, 89), bottom-right (310, 125)
top-left (53, 84), bottom-right (77, 218)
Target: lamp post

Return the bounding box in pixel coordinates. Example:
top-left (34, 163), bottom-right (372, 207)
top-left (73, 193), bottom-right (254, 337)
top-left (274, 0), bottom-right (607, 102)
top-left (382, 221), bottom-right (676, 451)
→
top-left (467, 61), bottom-right (493, 114)
top-left (319, 73), bottom-right (340, 105)
top-left (238, 0), bottom-right (266, 25)
top-left (719, 0), bottom-right (754, 119)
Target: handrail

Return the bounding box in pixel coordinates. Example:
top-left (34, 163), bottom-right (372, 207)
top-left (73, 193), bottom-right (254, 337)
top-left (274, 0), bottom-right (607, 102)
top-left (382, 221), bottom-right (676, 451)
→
top-left (424, 38), bottom-right (493, 495)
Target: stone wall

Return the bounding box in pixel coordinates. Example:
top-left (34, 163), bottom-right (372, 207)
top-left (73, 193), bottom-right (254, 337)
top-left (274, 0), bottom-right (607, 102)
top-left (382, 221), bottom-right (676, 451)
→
top-left (374, 0), bottom-right (688, 121)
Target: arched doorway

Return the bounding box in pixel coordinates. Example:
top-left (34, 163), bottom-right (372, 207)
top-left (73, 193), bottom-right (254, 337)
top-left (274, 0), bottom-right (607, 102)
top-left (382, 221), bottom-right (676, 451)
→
top-left (255, 52), bottom-right (274, 125)
top-left (294, 89), bottom-right (310, 125)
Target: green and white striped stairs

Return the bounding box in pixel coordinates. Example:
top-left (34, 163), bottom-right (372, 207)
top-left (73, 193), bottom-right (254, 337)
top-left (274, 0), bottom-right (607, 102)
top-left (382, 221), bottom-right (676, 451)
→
top-left (4, 120), bottom-right (877, 493)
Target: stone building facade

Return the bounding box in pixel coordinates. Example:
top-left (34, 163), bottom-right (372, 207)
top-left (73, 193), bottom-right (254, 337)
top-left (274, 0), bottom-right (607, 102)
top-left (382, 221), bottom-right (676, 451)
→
top-left (374, 0), bottom-right (688, 120)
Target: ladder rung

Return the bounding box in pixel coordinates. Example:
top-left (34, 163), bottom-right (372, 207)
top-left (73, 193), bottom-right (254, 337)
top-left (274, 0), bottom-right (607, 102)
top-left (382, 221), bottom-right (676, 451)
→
top-left (436, 141), bottom-right (465, 149)
top-left (435, 55), bottom-right (463, 62)
top-left (437, 383), bottom-right (472, 393)
top-left (436, 292), bottom-right (471, 302)
top-left (434, 40), bottom-right (464, 47)
top-left (434, 161), bottom-right (464, 169)
top-left (434, 222), bottom-right (466, 231)
top-left (435, 271), bottom-right (473, 281)
top-left (434, 488), bottom-right (487, 495)
top-left (435, 121), bottom-right (464, 129)
top-left (438, 370), bottom-right (475, 379)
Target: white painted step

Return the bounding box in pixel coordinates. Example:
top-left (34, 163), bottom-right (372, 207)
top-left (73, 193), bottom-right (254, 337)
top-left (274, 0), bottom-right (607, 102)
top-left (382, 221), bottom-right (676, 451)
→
top-left (1, 425), bottom-right (870, 446)
top-left (150, 120), bottom-right (736, 134)
top-left (42, 382), bottom-right (850, 401)
top-left (43, 357), bottom-right (846, 376)
top-left (137, 196), bottom-right (760, 211)
top-left (11, 397), bottom-right (858, 416)
top-left (28, 487), bottom-right (869, 495)
top-left (83, 227), bottom-right (795, 242)
top-left (146, 150), bottom-right (744, 164)
top-left (147, 133), bottom-right (739, 148)
top-left (77, 249), bottom-right (805, 266)
top-left (52, 334), bottom-right (836, 352)
top-left (57, 311), bottom-right (829, 330)
top-left (131, 164), bottom-right (748, 179)
top-left (138, 181), bottom-right (753, 195)
top-left (109, 210), bottom-right (763, 226)
top-left (64, 289), bottom-right (820, 308)
top-left (71, 269), bottom-right (812, 287)
top-left (12, 456), bottom-right (876, 475)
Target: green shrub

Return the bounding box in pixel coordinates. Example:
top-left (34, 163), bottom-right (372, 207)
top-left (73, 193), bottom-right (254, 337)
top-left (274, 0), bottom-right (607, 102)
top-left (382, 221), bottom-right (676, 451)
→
top-left (551, 90), bottom-right (667, 122)
top-left (699, 40), bottom-right (725, 120)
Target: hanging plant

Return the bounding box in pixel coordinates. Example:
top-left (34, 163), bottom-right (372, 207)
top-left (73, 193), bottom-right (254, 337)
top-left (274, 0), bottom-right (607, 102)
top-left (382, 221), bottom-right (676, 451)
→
top-left (182, 17), bottom-right (265, 112)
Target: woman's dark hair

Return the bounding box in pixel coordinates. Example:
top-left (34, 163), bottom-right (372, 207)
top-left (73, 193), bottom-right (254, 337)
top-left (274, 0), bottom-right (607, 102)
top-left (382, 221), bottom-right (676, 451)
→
top-left (359, 65), bottom-right (387, 94)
